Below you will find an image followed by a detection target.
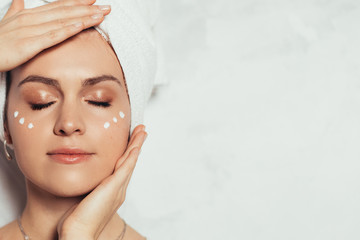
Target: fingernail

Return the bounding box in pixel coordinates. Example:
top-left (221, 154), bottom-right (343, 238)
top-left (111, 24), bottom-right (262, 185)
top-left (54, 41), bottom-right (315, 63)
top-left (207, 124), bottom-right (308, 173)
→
top-left (91, 13), bottom-right (103, 19)
top-left (98, 5), bottom-right (111, 11)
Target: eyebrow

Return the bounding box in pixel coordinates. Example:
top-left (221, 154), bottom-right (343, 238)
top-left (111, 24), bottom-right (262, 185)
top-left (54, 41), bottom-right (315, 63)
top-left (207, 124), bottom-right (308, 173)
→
top-left (18, 75), bottom-right (122, 89)
top-left (18, 75), bottom-right (60, 89)
top-left (82, 75), bottom-right (121, 87)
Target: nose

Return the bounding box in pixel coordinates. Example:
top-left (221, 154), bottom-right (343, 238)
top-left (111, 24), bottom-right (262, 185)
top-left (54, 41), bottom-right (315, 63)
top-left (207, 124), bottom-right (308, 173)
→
top-left (53, 104), bottom-right (85, 136)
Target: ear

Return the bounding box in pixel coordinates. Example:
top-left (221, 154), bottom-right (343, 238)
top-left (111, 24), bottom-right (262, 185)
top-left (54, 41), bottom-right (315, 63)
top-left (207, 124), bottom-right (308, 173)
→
top-left (3, 120), bottom-right (13, 145)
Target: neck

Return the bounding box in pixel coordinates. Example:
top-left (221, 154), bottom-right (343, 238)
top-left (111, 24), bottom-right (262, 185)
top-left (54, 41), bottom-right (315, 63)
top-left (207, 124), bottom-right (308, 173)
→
top-left (19, 180), bottom-right (123, 240)
top-left (21, 181), bottom-right (85, 239)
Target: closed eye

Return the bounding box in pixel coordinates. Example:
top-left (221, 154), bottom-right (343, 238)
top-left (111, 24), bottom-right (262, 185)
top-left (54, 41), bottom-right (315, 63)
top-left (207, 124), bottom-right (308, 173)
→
top-left (87, 101), bottom-right (111, 108)
top-left (31, 102), bottom-right (55, 111)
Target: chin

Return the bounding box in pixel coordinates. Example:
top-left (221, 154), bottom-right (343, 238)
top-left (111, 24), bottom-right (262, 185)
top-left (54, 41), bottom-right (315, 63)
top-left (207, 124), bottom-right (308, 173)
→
top-left (32, 172), bottom-right (108, 198)
top-left (47, 183), bottom-right (97, 198)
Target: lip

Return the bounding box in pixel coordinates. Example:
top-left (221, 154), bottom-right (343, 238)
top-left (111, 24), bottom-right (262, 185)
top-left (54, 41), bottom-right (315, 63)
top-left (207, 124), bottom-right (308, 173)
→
top-left (47, 148), bottom-right (94, 164)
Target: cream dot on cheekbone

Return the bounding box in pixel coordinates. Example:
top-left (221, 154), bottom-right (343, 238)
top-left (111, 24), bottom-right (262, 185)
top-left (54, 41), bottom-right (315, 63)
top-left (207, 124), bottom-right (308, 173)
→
top-left (113, 117), bottom-right (118, 123)
top-left (14, 111), bottom-right (19, 118)
top-left (104, 122), bottom-right (110, 129)
top-left (19, 118), bottom-right (25, 125)
top-left (119, 111), bottom-right (125, 119)
top-left (28, 123), bottom-right (34, 129)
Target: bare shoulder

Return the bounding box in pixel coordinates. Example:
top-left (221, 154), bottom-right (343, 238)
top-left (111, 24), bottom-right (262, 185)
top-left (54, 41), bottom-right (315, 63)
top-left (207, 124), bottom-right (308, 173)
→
top-left (125, 223), bottom-right (147, 240)
top-left (0, 220), bottom-right (21, 240)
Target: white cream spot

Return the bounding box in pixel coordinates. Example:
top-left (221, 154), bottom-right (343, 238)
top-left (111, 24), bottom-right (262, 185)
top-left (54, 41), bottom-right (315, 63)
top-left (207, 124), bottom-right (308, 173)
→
top-left (104, 122), bottom-right (110, 129)
top-left (14, 111), bottom-right (19, 118)
top-left (28, 123), bottom-right (34, 129)
top-left (119, 111), bottom-right (125, 119)
top-left (19, 118), bottom-right (25, 125)
top-left (113, 117), bottom-right (118, 123)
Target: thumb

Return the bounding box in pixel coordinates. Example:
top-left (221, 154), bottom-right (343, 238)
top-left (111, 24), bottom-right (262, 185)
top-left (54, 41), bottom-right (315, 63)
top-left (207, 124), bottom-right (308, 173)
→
top-left (3, 0), bottom-right (24, 19)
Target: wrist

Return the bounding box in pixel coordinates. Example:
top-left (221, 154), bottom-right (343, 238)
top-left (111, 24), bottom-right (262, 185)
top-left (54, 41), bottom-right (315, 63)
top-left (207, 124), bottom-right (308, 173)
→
top-left (58, 223), bottom-right (95, 240)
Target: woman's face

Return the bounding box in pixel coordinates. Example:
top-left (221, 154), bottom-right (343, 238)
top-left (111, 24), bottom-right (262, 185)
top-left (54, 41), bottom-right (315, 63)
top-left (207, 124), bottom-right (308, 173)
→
top-left (6, 29), bottom-right (131, 197)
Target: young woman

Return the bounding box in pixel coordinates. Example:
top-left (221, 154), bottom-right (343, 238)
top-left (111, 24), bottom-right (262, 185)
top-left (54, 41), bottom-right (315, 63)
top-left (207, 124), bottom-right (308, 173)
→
top-left (0, 0), bottom-right (154, 239)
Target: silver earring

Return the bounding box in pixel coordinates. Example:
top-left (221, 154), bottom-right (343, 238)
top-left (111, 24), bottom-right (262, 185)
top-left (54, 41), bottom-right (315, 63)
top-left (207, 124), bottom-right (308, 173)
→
top-left (3, 140), bottom-right (12, 161)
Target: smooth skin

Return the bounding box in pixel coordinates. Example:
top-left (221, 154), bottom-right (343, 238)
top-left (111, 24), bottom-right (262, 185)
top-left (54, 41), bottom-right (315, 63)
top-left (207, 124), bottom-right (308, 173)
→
top-left (0, 0), bottom-right (148, 239)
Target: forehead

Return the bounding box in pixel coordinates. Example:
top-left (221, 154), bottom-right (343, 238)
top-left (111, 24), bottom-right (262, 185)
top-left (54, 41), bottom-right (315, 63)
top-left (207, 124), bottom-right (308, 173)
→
top-left (11, 29), bottom-right (124, 85)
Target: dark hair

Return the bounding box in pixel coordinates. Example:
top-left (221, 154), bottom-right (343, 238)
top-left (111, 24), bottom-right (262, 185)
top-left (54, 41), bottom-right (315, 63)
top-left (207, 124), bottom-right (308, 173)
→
top-left (3, 71), bottom-right (11, 139)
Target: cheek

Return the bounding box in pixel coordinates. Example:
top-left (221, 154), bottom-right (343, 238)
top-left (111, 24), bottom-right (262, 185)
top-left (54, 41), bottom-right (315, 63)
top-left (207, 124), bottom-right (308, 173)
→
top-left (7, 110), bottom-right (51, 181)
top-left (102, 110), bottom-right (127, 130)
top-left (89, 109), bottom-right (130, 160)
top-left (8, 108), bottom-right (50, 164)
top-left (8, 109), bottom-right (47, 148)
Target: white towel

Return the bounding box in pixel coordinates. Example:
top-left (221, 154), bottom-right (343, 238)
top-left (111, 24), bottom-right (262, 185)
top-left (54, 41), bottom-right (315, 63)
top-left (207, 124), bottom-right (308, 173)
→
top-left (0, 0), bottom-right (161, 225)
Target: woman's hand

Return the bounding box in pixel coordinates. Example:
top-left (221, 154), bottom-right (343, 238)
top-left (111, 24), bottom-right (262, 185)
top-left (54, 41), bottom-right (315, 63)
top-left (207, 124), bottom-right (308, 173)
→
top-left (58, 125), bottom-right (148, 240)
top-left (0, 0), bottom-right (111, 72)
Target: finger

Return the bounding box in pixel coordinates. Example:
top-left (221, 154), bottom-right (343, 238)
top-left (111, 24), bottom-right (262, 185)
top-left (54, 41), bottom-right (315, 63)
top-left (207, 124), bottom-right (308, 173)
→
top-left (118, 142), bottom-right (145, 202)
top-left (10, 4), bottom-right (110, 29)
top-left (31, 0), bottom-right (96, 13)
top-left (129, 131), bottom-right (147, 152)
top-left (35, 4), bottom-right (111, 24)
top-left (123, 164), bottom-right (135, 191)
top-left (115, 147), bottom-right (140, 180)
top-left (22, 13), bottom-right (107, 37)
top-left (25, 20), bottom-right (100, 56)
top-left (117, 148), bottom-right (141, 202)
top-left (123, 147), bottom-right (142, 187)
top-left (115, 131), bottom-right (147, 169)
top-left (3, 0), bottom-right (24, 19)
top-left (119, 175), bottom-right (132, 204)
top-left (113, 125), bottom-right (145, 171)
top-left (128, 124), bottom-right (145, 141)
top-left (128, 125), bottom-right (145, 146)
top-left (128, 131), bottom-right (147, 156)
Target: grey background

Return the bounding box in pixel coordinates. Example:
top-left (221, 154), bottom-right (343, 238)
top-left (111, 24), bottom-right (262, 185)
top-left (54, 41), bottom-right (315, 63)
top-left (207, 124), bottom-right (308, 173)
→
top-left (122, 0), bottom-right (360, 239)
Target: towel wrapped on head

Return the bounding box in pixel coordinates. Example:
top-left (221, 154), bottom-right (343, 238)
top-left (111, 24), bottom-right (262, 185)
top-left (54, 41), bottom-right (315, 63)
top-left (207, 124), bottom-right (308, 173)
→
top-left (0, 0), bottom-right (160, 142)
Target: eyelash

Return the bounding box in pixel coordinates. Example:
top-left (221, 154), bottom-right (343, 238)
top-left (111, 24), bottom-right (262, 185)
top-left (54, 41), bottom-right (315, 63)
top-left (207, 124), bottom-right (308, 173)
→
top-left (31, 102), bottom-right (55, 111)
top-left (87, 101), bottom-right (111, 108)
top-left (30, 101), bottom-right (111, 110)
